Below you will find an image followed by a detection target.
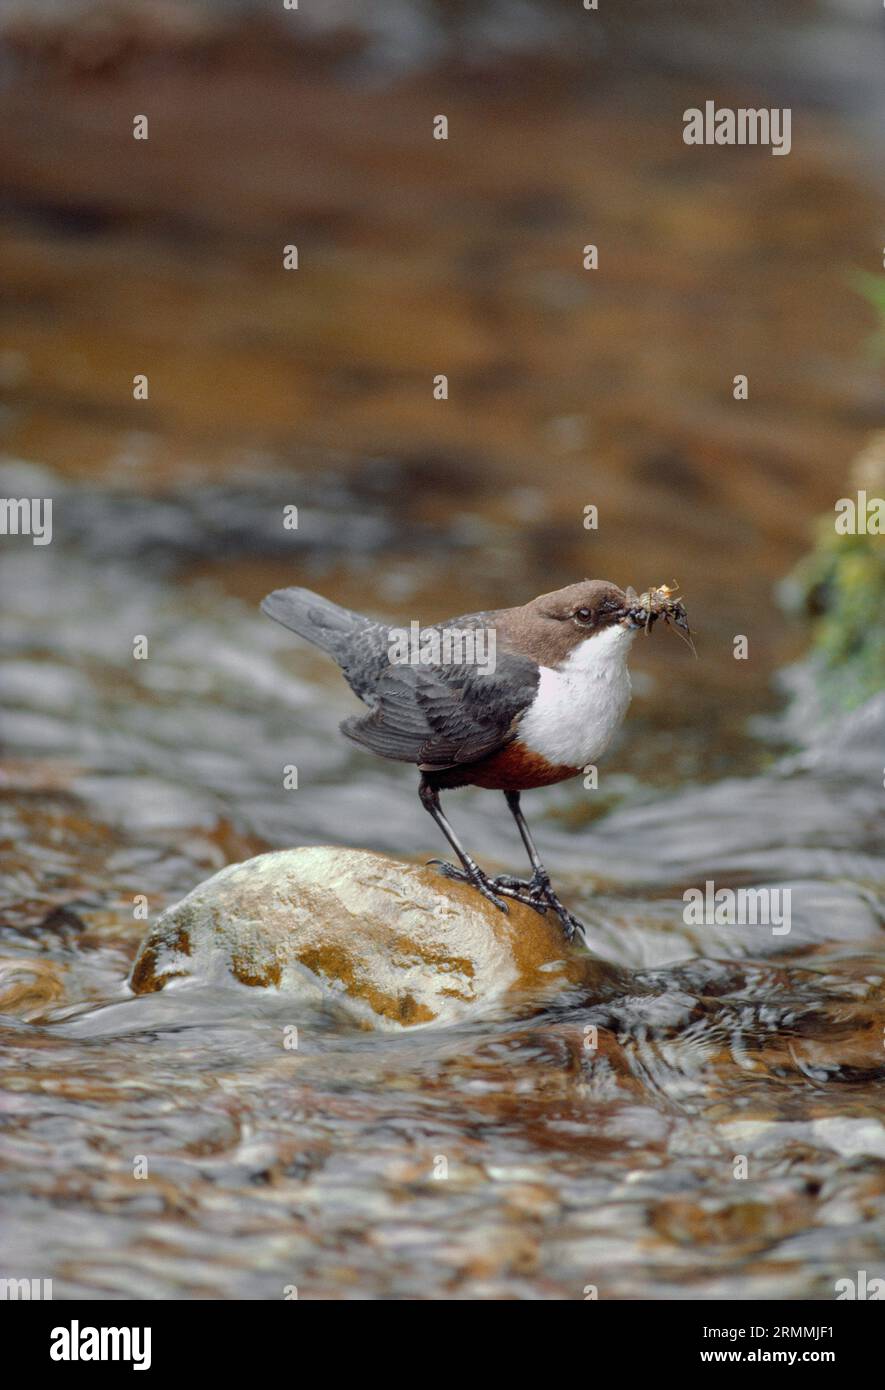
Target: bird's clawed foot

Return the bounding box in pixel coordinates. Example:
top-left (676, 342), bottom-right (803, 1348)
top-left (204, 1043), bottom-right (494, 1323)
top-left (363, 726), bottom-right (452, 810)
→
top-left (488, 871), bottom-right (550, 915)
top-left (428, 859), bottom-right (584, 939)
top-left (490, 868), bottom-right (549, 901)
top-left (491, 870), bottom-right (584, 942)
top-left (426, 859), bottom-right (510, 913)
top-left (546, 901), bottom-right (584, 943)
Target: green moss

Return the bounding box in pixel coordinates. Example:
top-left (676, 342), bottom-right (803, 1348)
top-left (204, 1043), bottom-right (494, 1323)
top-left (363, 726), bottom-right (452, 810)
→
top-left (789, 516), bottom-right (885, 713)
top-left (849, 271), bottom-right (885, 358)
top-left (788, 274), bottom-right (885, 714)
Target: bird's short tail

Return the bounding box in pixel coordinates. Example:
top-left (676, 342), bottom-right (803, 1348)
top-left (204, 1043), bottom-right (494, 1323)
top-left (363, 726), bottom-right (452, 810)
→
top-left (261, 587), bottom-right (358, 649)
top-left (261, 586), bottom-right (391, 704)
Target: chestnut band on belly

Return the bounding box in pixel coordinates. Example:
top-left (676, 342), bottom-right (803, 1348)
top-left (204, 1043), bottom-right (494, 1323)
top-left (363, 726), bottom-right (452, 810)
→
top-left (427, 742), bottom-right (580, 791)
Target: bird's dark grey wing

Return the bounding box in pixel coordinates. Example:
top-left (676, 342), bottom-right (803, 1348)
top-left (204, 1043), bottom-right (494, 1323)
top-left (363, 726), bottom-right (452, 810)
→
top-left (340, 651), bottom-right (540, 767)
top-left (261, 587), bottom-right (392, 704)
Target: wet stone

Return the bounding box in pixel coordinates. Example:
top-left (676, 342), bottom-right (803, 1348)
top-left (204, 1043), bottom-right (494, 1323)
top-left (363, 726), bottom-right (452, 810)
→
top-left (128, 847), bottom-right (608, 1029)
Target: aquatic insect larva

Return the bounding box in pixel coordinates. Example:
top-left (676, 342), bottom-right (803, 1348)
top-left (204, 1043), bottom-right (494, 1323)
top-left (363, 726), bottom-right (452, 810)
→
top-left (630, 582), bottom-right (696, 654)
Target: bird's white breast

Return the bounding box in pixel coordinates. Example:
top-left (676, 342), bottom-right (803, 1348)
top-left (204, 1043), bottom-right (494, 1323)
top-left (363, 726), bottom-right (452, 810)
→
top-left (518, 623), bottom-right (636, 768)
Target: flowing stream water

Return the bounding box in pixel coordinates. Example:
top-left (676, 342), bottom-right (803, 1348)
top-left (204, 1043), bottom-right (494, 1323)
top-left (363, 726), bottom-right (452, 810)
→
top-left (1, 463), bottom-right (883, 1300)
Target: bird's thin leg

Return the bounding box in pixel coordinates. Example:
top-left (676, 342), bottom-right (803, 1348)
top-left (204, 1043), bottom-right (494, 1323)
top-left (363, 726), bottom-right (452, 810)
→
top-left (492, 791), bottom-right (585, 942)
top-left (504, 791), bottom-right (550, 885)
top-left (419, 778), bottom-right (510, 914)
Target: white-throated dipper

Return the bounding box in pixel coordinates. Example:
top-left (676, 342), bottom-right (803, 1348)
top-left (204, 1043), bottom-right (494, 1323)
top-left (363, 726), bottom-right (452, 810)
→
top-left (262, 580), bottom-right (690, 940)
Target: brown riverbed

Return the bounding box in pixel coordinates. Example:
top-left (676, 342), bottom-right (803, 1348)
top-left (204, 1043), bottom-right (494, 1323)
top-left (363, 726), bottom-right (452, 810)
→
top-left (1, 2), bottom-right (884, 1299)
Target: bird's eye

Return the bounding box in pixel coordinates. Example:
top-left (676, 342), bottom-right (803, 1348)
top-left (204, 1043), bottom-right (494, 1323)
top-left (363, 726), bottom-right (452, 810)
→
top-left (574, 606), bottom-right (593, 625)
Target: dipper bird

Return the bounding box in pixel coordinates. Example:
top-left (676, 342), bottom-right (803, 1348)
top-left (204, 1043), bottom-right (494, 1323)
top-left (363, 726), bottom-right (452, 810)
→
top-left (261, 580), bottom-right (689, 940)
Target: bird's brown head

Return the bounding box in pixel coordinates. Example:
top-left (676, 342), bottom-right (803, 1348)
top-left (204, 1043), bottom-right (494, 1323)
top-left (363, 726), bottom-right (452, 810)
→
top-left (499, 580), bottom-right (644, 667)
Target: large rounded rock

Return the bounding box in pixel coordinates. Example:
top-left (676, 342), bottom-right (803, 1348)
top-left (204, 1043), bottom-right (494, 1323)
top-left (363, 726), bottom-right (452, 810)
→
top-left (129, 847), bottom-right (607, 1029)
